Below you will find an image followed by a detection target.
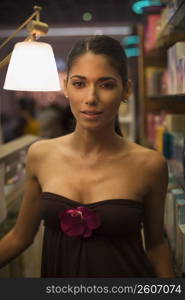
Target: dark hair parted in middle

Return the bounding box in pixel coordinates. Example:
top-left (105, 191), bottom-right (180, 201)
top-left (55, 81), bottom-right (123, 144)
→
top-left (67, 35), bottom-right (128, 86)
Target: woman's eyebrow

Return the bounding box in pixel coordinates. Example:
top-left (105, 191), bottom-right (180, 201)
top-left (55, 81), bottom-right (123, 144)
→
top-left (70, 75), bottom-right (117, 81)
top-left (70, 75), bottom-right (86, 80)
top-left (98, 77), bottom-right (117, 82)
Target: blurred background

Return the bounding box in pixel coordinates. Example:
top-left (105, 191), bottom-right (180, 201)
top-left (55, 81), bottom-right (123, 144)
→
top-left (1, 0), bottom-right (185, 278)
top-left (0, 0), bottom-right (148, 143)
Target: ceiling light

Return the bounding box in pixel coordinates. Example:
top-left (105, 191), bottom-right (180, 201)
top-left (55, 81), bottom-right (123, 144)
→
top-left (82, 12), bottom-right (92, 22)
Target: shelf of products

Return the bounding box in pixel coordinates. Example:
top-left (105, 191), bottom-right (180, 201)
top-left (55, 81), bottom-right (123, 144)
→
top-left (137, 1), bottom-right (185, 147)
top-left (0, 134), bottom-right (44, 278)
top-left (156, 0), bottom-right (185, 49)
top-left (147, 94), bottom-right (185, 100)
top-left (118, 93), bottom-right (136, 142)
top-left (137, 0), bottom-right (185, 277)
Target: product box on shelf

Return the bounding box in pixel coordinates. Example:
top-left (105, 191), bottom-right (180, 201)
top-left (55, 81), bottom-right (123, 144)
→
top-left (144, 14), bottom-right (161, 52)
top-left (176, 198), bottom-right (185, 224)
top-left (175, 224), bottom-right (185, 274)
top-left (167, 42), bottom-right (185, 94)
top-left (171, 0), bottom-right (184, 10)
top-left (164, 188), bottom-right (185, 252)
top-left (177, 57), bottom-right (185, 93)
top-left (145, 67), bottom-right (165, 96)
top-left (146, 111), bottom-right (168, 149)
top-left (146, 113), bottom-right (157, 147)
top-left (155, 124), bottom-right (166, 154)
top-left (0, 163), bottom-right (7, 224)
top-left (167, 45), bottom-right (176, 94)
top-left (157, 6), bottom-right (172, 35)
top-left (167, 132), bottom-right (185, 188)
top-left (175, 198), bottom-right (185, 266)
top-left (163, 131), bottom-right (174, 160)
top-left (165, 114), bottom-right (185, 132)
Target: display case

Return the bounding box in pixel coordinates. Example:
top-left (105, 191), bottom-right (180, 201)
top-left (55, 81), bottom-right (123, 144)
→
top-left (137, 1), bottom-right (185, 147)
top-left (0, 134), bottom-right (43, 277)
top-left (118, 92), bottom-right (136, 141)
top-left (137, 0), bottom-right (185, 276)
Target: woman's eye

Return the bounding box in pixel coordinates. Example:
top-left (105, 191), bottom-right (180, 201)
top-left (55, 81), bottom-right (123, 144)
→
top-left (101, 82), bottom-right (116, 89)
top-left (72, 81), bottom-right (85, 87)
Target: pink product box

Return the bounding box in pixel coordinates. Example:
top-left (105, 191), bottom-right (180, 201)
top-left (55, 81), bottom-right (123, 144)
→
top-left (177, 57), bottom-right (185, 94)
top-left (167, 42), bottom-right (185, 94)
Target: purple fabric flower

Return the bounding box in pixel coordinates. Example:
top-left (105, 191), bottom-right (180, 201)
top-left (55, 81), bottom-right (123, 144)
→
top-left (59, 206), bottom-right (101, 238)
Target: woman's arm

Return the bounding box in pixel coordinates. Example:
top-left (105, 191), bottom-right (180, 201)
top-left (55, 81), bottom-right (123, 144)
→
top-left (0, 141), bottom-right (43, 268)
top-left (143, 150), bottom-right (176, 277)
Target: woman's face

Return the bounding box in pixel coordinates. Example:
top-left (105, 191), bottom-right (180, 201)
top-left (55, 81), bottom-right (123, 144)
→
top-left (64, 52), bottom-right (128, 131)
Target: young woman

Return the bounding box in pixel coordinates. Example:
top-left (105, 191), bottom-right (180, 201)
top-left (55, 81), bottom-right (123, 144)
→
top-left (0, 35), bottom-right (175, 277)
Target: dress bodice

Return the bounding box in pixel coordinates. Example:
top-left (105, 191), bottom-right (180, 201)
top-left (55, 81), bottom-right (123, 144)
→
top-left (40, 192), bottom-right (156, 278)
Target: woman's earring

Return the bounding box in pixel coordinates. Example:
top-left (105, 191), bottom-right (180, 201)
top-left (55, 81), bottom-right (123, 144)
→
top-left (122, 99), bottom-right (128, 103)
top-left (65, 95), bottom-right (69, 99)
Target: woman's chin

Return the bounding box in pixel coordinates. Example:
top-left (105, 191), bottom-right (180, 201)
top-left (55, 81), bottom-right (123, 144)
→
top-left (78, 122), bottom-right (104, 132)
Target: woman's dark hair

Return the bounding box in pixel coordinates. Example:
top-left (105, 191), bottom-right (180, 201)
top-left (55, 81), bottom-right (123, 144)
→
top-left (67, 35), bottom-right (128, 136)
top-left (67, 35), bottom-right (128, 85)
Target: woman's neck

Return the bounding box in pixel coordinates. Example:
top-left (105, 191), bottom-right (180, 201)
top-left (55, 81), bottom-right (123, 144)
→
top-left (68, 125), bottom-right (124, 159)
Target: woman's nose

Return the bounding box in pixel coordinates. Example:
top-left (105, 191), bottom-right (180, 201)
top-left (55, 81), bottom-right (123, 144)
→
top-left (85, 86), bottom-right (98, 105)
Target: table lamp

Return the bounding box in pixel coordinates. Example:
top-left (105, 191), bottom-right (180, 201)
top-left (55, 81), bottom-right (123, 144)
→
top-left (0, 6), bottom-right (61, 92)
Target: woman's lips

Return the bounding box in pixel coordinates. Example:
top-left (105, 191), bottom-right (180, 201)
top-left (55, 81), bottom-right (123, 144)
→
top-left (81, 111), bottom-right (103, 120)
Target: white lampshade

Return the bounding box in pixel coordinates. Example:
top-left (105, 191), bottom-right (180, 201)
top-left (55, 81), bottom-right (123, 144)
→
top-left (3, 41), bottom-right (61, 91)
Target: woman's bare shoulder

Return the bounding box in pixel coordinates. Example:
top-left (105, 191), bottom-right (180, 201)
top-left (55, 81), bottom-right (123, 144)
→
top-left (26, 137), bottom-right (68, 179)
top-left (28, 138), bottom-right (51, 155)
top-left (25, 140), bottom-right (50, 170)
top-left (126, 140), bottom-right (166, 165)
top-left (126, 140), bottom-right (152, 154)
top-left (144, 148), bottom-right (168, 175)
top-left (28, 136), bottom-right (67, 153)
top-left (127, 141), bottom-right (168, 189)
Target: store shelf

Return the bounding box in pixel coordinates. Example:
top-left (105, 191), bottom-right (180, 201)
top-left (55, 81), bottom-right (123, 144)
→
top-left (147, 94), bottom-right (185, 100)
top-left (137, 1), bottom-right (185, 276)
top-left (145, 50), bottom-right (167, 66)
top-left (137, 0), bottom-right (185, 144)
top-left (0, 134), bottom-right (43, 278)
top-left (0, 134), bottom-right (39, 164)
top-left (155, 0), bottom-right (185, 49)
top-left (5, 178), bottom-right (26, 211)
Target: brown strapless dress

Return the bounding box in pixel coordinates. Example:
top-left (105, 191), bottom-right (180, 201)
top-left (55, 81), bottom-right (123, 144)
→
top-left (40, 192), bottom-right (156, 277)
